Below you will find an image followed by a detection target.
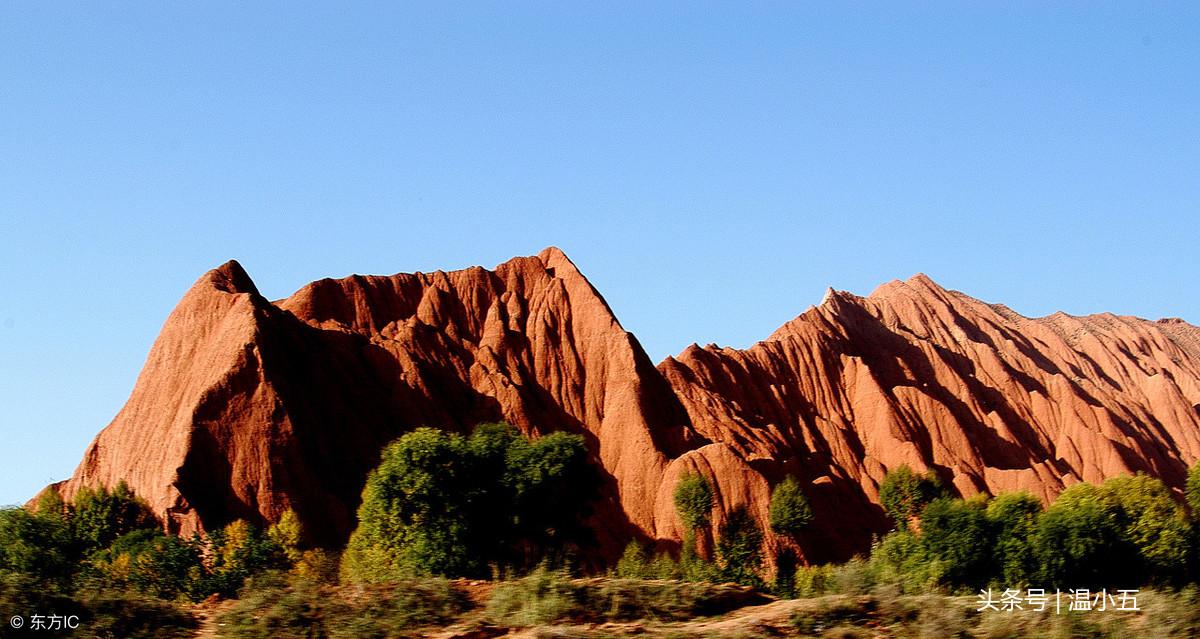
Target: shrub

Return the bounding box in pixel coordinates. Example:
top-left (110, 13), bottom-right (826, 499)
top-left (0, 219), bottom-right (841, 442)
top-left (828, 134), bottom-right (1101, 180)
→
top-left (716, 505), bottom-right (764, 587)
top-left (869, 530), bottom-right (942, 593)
top-left (985, 492), bottom-right (1042, 587)
top-left (878, 465), bottom-right (943, 529)
top-left (769, 475), bottom-right (813, 538)
top-left (343, 424), bottom-right (597, 582)
top-left (1035, 483), bottom-right (1131, 588)
top-left (919, 496), bottom-right (992, 589)
top-left (69, 481), bottom-right (158, 556)
top-left (87, 528), bottom-right (204, 600)
top-left (674, 473), bottom-right (714, 531)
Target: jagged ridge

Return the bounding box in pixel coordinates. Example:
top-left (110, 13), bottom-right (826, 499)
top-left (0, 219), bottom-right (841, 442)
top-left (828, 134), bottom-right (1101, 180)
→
top-left (50, 252), bottom-right (1200, 564)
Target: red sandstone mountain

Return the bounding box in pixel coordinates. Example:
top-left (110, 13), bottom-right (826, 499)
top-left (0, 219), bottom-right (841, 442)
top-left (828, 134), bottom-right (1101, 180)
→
top-left (49, 250), bottom-right (1200, 564)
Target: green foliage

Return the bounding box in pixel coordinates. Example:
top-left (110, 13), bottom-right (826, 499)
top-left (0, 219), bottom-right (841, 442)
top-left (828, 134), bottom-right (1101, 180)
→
top-left (878, 465), bottom-right (943, 530)
top-left (1104, 473), bottom-right (1191, 583)
top-left (793, 563), bottom-right (835, 597)
top-left (343, 423), bottom-right (597, 582)
top-left (198, 519), bottom-right (288, 597)
top-left (673, 472), bottom-right (714, 531)
top-left (869, 530), bottom-right (943, 593)
top-left (0, 506), bottom-right (74, 589)
top-left (69, 481), bottom-right (157, 556)
top-left (87, 529), bottom-right (204, 600)
top-left (1187, 462), bottom-right (1200, 518)
top-left (985, 491), bottom-right (1042, 587)
top-left (769, 475), bottom-right (813, 538)
top-left (715, 505), bottom-right (764, 587)
top-left (918, 496), bottom-right (992, 589)
top-left (615, 541), bottom-right (651, 579)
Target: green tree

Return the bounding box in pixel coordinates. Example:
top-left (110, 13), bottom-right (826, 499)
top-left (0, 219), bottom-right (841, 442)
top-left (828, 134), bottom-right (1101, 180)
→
top-left (88, 529), bottom-right (204, 600)
top-left (1103, 474), bottom-right (1190, 584)
top-left (674, 473), bottom-right (714, 531)
top-left (878, 465), bottom-right (943, 530)
top-left (198, 519), bottom-right (286, 597)
top-left (768, 475), bottom-right (813, 538)
top-left (614, 541), bottom-right (650, 579)
top-left (1035, 482), bottom-right (1131, 588)
top-left (869, 529), bottom-right (942, 593)
top-left (716, 505), bottom-right (764, 587)
top-left (918, 496), bottom-right (992, 589)
top-left (0, 507), bottom-right (74, 589)
top-left (343, 424), bottom-right (596, 582)
top-left (673, 472), bottom-right (716, 580)
top-left (1186, 461), bottom-right (1200, 519)
top-left (986, 492), bottom-right (1042, 587)
top-left (69, 481), bottom-right (157, 556)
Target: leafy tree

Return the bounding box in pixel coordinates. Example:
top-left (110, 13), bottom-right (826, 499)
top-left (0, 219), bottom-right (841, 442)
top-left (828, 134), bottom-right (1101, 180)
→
top-left (69, 481), bottom-right (157, 556)
top-left (615, 541), bottom-right (650, 579)
top-left (673, 473), bottom-right (714, 531)
top-left (986, 492), bottom-right (1042, 587)
top-left (716, 505), bottom-right (764, 587)
top-left (198, 520), bottom-right (286, 597)
top-left (1035, 482), bottom-right (1132, 588)
top-left (768, 475), bottom-right (813, 538)
top-left (878, 465), bottom-right (943, 530)
top-left (1186, 461), bottom-right (1200, 519)
top-left (89, 529), bottom-right (204, 600)
top-left (343, 423), bottom-right (597, 582)
top-left (0, 507), bottom-right (74, 589)
top-left (918, 496), bottom-right (992, 589)
top-left (267, 509), bottom-right (304, 566)
top-left (1103, 474), bottom-right (1191, 584)
top-left (869, 529), bottom-right (942, 593)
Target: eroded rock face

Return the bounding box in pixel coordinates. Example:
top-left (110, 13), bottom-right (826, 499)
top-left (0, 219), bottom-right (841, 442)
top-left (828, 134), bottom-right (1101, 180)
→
top-left (50, 253), bottom-right (1200, 564)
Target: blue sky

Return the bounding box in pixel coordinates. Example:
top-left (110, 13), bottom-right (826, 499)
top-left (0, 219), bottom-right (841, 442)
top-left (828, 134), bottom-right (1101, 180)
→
top-left (1, 3), bottom-right (1197, 505)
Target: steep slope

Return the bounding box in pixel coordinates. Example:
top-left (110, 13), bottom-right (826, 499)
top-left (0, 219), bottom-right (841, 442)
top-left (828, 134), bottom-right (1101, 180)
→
top-left (55, 249), bottom-right (701, 554)
top-left (659, 274), bottom-right (1200, 558)
top-left (50, 256), bottom-right (1200, 565)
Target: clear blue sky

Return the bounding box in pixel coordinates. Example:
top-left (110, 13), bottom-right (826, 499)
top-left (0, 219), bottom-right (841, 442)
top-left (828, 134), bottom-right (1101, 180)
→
top-left (2, 3), bottom-right (1197, 506)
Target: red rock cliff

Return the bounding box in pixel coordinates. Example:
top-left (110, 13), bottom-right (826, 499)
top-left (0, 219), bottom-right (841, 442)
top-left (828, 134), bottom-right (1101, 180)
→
top-left (52, 254), bottom-right (1200, 564)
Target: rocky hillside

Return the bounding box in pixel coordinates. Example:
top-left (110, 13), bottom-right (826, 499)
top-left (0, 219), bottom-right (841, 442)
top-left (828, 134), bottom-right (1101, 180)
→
top-left (49, 249), bottom-right (1200, 564)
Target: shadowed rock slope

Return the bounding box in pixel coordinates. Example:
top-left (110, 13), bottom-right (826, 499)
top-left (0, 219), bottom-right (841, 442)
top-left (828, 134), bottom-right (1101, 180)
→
top-left (51, 251), bottom-right (1200, 564)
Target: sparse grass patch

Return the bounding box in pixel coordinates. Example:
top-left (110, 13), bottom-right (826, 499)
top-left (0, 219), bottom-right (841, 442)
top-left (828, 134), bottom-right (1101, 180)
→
top-left (214, 570), bottom-right (471, 638)
top-left (485, 567), bottom-right (771, 627)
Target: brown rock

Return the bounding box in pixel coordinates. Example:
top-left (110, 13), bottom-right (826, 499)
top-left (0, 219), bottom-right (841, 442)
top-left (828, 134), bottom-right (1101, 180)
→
top-left (48, 256), bottom-right (1200, 565)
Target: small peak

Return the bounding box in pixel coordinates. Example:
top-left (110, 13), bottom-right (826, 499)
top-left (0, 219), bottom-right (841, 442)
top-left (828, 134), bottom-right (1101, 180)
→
top-left (906, 273), bottom-right (943, 289)
top-left (208, 260), bottom-right (260, 296)
top-left (536, 246), bottom-right (582, 277)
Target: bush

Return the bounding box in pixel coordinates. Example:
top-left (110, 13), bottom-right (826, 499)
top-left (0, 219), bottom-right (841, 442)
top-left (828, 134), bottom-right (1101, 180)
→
top-left (868, 530), bottom-right (943, 593)
top-left (69, 482), bottom-right (157, 556)
top-left (674, 473), bottom-right (714, 531)
top-left (769, 475), bottom-right (813, 538)
top-left (87, 529), bottom-right (204, 600)
top-left (919, 496), bottom-right (992, 589)
top-left (716, 506), bottom-right (764, 587)
top-left (794, 564), bottom-right (835, 597)
top-left (878, 465), bottom-right (943, 530)
top-left (343, 423), bottom-right (597, 582)
top-left (985, 492), bottom-right (1042, 587)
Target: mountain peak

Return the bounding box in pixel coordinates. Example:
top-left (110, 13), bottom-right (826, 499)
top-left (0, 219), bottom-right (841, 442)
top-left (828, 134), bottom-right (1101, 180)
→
top-left (207, 260), bottom-right (260, 296)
